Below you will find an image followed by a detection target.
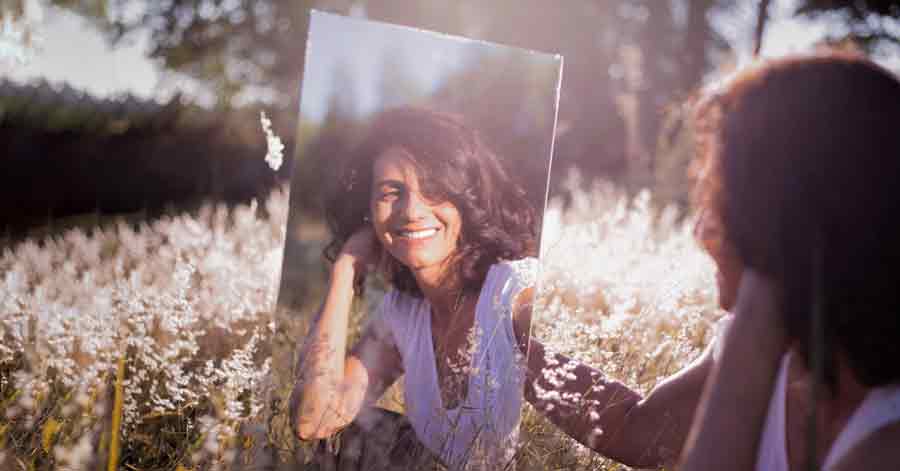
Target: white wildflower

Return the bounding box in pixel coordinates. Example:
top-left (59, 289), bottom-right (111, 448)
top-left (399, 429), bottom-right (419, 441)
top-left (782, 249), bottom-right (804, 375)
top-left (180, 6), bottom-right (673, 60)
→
top-left (260, 110), bottom-right (284, 171)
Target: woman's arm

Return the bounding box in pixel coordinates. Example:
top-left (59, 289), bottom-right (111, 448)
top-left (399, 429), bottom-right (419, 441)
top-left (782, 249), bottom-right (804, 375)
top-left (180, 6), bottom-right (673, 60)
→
top-left (678, 270), bottom-right (786, 471)
top-left (290, 228), bottom-right (402, 440)
top-left (512, 288), bottom-right (716, 469)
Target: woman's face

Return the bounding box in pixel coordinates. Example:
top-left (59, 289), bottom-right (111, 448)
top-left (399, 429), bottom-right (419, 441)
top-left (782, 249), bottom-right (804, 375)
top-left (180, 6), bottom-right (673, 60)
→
top-left (696, 211), bottom-right (743, 311)
top-left (369, 147), bottom-right (462, 281)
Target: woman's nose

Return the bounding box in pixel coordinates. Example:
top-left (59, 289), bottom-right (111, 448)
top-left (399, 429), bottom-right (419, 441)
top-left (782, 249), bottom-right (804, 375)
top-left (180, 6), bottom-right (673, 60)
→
top-left (399, 192), bottom-right (429, 220)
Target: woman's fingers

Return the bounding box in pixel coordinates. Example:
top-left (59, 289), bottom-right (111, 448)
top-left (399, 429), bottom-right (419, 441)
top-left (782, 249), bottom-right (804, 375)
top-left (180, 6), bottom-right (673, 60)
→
top-left (288, 382), bottom-right (304, 438)
top-left (338, 226), bottom-right (380, 272)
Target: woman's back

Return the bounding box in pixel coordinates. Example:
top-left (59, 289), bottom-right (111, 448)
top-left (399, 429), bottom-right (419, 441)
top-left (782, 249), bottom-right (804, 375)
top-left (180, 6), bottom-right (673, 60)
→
top-left (756, 351), bottom-right (900, 471)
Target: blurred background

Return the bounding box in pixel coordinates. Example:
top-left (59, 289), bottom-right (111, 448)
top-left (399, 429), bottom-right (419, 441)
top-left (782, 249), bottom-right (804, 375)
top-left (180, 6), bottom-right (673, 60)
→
top-left (4, 0), bottom-right (900, 244)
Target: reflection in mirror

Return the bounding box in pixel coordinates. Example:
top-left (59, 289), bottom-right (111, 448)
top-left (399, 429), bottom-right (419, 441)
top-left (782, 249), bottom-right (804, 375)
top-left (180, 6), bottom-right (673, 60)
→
top-left (272, 11), bottom-right (561, 470)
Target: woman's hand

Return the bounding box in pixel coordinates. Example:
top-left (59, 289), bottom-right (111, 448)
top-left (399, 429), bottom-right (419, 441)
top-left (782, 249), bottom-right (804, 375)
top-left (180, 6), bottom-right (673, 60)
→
top-left (679, 269), bottom-right (787, 471)
top-left (336, 225), bottom-right (382, 276)
top-left (730, 269), bottom-right (783, 328)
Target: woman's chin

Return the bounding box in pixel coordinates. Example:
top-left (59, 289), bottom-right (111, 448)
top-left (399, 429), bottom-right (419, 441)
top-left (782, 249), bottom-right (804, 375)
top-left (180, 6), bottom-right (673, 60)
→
top-left (404, 258), bottom-right (442, 273)
top-left (392, 253), bottom-right (451, 279)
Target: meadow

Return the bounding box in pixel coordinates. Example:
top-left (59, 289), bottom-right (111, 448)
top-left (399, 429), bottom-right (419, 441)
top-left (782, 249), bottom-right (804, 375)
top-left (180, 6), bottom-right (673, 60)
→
top-left (0, 172), bottom-right (725, 470)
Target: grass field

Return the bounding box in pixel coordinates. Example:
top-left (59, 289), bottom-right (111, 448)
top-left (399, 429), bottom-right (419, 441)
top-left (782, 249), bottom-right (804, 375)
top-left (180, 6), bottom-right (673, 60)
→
top-left (0, 176), bottom-right (724, 470)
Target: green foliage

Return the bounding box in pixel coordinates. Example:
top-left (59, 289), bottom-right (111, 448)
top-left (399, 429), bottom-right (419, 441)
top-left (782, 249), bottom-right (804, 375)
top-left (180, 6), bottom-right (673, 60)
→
top-left (51, 0), bottom-right (316, 109)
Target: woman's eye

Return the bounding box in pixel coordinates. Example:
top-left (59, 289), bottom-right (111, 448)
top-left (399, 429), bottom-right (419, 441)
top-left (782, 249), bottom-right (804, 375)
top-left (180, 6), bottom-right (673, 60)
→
top-left (379, 190), bottom-right (400, 201)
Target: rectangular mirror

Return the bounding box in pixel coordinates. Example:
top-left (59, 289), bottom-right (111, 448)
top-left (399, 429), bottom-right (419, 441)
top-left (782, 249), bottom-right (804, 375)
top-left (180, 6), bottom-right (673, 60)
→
top-left (272, 11), bottom-right (561, 470)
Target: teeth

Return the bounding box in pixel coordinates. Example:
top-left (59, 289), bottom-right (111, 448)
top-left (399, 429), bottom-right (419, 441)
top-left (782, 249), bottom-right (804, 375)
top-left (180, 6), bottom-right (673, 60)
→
top-left (400, 228), bottom-right (438, 239)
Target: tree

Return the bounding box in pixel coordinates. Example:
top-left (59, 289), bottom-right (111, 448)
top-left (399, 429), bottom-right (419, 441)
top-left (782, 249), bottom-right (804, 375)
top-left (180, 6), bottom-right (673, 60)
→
top-left (51, 0), bottom-right (324, 109)
top-left (754, 0), bottom-right (773, 55)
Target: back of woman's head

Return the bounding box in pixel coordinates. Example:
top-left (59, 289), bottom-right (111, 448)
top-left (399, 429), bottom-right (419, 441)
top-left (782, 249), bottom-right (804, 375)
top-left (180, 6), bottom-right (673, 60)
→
top-left (702, 52), bottom-right (900, 387)
top-left (323, 106), bottom-right (537, 295)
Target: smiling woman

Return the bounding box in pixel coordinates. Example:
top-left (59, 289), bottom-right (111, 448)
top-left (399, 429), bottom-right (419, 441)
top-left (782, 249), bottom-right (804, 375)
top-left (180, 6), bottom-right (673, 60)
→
top-left (290, 106), bottom-right (541, 470)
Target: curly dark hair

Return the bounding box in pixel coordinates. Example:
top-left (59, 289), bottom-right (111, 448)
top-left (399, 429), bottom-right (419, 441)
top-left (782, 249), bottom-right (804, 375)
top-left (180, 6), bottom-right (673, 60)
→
top-left (694, 51), bottom-right (900, 388)
top-left (322, 106), bottom-right (538, 296)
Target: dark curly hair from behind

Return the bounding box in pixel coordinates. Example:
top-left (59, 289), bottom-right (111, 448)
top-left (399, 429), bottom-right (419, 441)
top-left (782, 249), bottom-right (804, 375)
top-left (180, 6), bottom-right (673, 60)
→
top-left (322, 106), bottom-right (538, 296)
top-left (695, 52), bottom-right (900, 389)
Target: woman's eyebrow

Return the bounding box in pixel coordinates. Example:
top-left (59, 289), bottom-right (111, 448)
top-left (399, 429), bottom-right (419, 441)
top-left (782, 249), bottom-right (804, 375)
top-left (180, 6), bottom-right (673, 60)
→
top-left (373, 179), bottom-right (405, 188)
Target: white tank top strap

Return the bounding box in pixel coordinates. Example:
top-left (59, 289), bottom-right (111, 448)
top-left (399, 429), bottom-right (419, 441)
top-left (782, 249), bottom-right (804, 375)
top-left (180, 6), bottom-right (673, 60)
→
top-left (822, 383), bottom-right (900, 469)
top-left (755, 351), bottom-right (793, 471)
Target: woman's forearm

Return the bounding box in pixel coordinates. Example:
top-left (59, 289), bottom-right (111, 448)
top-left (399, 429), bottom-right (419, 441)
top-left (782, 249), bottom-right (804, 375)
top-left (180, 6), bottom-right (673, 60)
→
top-left (679, 271), bottom-right (786, 471)
top-left (523, 339), bottom-right (659, 466)
top-left (524, 335), bottom-right (714, 468)
top-left (514, 281), bottom-right (705, 468)
top-left (294, 258), bottom-right (359, 439)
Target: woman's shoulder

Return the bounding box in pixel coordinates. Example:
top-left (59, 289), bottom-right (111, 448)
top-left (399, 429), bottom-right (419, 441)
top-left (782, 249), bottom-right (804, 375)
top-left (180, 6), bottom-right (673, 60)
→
top-left (484, 257), bottom-right (538, 312)
top-left (490, 256), bottom-right (539, 286)
top-left (830, 420), bottom-right (900, 470)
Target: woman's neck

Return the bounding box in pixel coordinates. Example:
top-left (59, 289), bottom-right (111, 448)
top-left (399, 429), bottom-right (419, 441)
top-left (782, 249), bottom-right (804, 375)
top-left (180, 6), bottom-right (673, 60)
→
top-left (414, 268), bottom-right (471, 331)
top-left (413, 260), bottom-right (460, 309)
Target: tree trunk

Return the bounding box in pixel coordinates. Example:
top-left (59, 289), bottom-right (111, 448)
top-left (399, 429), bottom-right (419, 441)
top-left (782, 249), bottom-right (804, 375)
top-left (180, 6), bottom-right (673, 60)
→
top-left (754, 0), bottom-right (773, 56)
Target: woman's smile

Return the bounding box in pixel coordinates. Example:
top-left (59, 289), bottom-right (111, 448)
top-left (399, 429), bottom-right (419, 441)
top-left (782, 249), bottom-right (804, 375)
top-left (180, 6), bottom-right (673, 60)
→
top-left (389, 226), bottom-right (446, 258)
top-left (388, 225), bottom-right (444, 251)
top-left (395, 227), bottom-right (440, 240)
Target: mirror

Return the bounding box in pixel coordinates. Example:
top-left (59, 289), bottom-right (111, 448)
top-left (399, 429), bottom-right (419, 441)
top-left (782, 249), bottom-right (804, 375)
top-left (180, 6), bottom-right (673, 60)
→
top-left (272, 11), bottom-right (561, 469)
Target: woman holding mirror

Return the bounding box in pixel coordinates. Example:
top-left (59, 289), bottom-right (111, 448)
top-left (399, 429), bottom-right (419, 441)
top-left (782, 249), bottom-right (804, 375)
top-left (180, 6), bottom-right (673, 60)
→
top-left (679, 52), bottom-right (900, 470)
top-left (524, 52), bottom-right (900, 470)
top-left (526, 52), bottom-right (900, 470)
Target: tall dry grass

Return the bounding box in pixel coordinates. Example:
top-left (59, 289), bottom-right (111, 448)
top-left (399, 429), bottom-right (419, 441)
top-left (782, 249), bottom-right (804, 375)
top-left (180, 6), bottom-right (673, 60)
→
top-left (0, 173), bottom-right (724, 470)
top-left (1, 194), bottom-right (285, 470)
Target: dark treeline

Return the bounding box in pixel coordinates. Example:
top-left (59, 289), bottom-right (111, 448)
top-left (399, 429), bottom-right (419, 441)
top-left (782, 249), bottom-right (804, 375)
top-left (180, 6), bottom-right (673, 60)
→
top-left (0, 80), bottom-right (290, 238)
